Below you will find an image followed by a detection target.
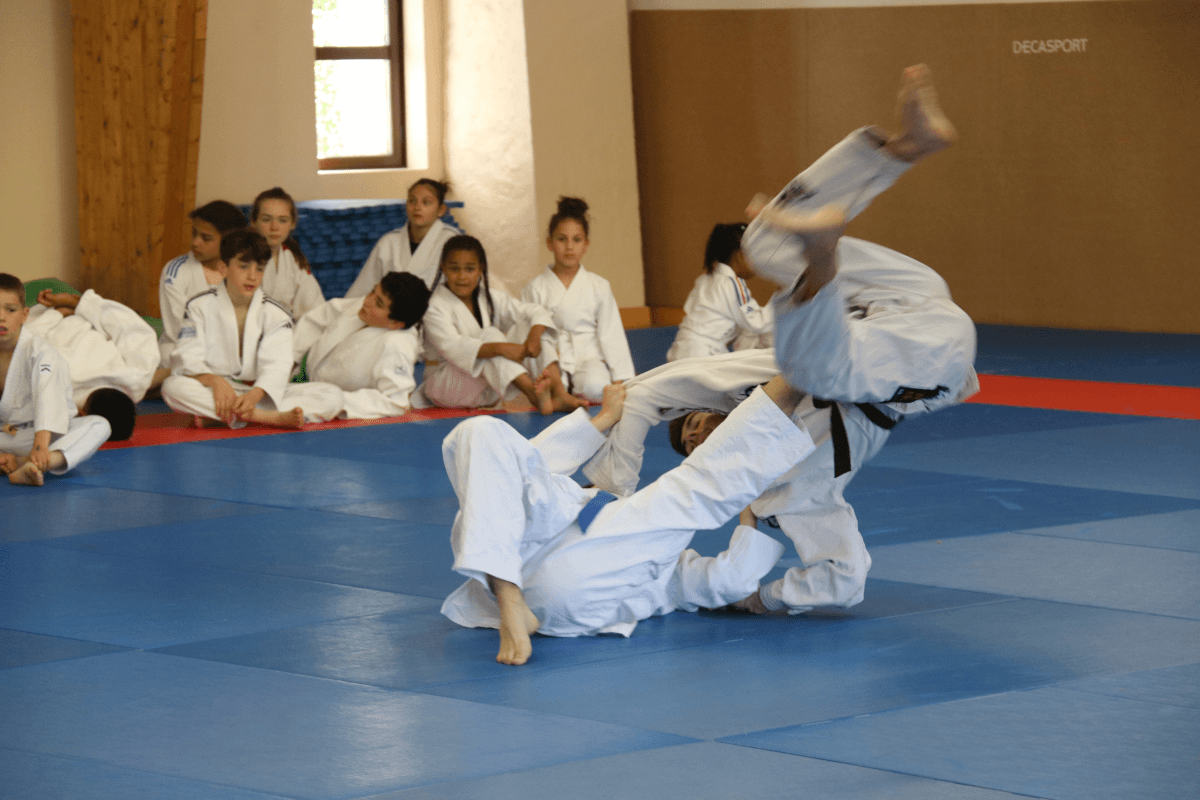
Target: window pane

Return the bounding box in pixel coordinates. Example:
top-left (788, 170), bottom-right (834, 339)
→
top-left (315, 60), bottom-right (394, 160)
top-left (313, 0), bottom-right (389, 48)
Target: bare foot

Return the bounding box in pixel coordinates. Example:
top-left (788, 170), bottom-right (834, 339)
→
top-left (745, 193), bottom-right (772, 221)
top-left (0, 452), bottom-right (18, 474)
top-left (243, 407), bottom-right (305, 428)
top-left (756, 203), bottom-right (847, 257)
top-left (8, 461), bottom-right (45, 486)
top-left (885, 63), bottom-right (957, 163)
top-left (489, 577), bottom-right (540, 665)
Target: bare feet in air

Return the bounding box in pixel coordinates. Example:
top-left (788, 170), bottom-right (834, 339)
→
top-left (7, 460), bottom-right (45, 486)
top-left (489, 576), bottom-right (540, 665)
top-left (884, 63), bottom-right (957, 164)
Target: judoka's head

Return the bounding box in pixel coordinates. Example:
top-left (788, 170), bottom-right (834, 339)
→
top-left (220, 230), bottom-right (271, 301)
top-left (0, 274), bottom-right (29, 347)
top-left (407, 179), bottom-right (449, 233)
top-left (251, 187), bottom-right (298, 252)
top-left (189, 201), bottom-right (247, 267)
top-left (83, 388), bottom-right (136, 441)
top-left (668, 410), bottom-right (728, 456)
top-left (547, 197), bottom-right (590, 270)
top-left (705, 223), bottom-right (750, 277)
top-left (361, 273), bottom-right (431, 330)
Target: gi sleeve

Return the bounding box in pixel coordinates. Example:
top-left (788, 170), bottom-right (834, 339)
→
top-left (254, 307), bottom-right (295, 409)
top-left (33, 345), bottom-right (73, 435)
top-left (170, 299), bottom-right (211, 377)
top-left (345, 233), bottom-right (395, 298)
top-left (423, 296), bottom-right (486, 375)
top-left (75, 290), bottom-right (159, 402)
top-left (530, 406), bottom-right (608, 476)
top-left (594, 281), bottom-right (635, 382)
top-left (292, 299), bottom-right (338, 365)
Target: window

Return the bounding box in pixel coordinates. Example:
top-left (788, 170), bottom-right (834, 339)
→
top-left (313, 0), bottom-right (405, 170)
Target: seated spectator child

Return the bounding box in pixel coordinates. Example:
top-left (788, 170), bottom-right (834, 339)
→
top-left (520, 196), bottom-right (636, 401)
top-left (345, 178), bottom-right (461, 295)
top-left (293, 272), bottom-right (431, 419)
top-left (666, 222), bottom-right (774, 362)
top-left (161, 230), bottom-right (342, 429)
top-left (155, 200), bottom-right (247, 388)
top-left (419, 235), bottom-right (584, 415)
top-left (26, 288), bottom-right (160, 441)
top-left (250, 186), bottom-right (325, 320)
top-left (0, 274), bottom-right (111, 486)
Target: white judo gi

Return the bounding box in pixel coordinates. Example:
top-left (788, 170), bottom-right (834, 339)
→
top-left (419, 284), bottom-right (555, 409)
top-left (293, 297), bottom-right (421, 419)
top-left (158, 253), bottom-right (222, 368)
top-left (162, 284), bottom-right (342, 426)
top-left (441, 385), bottom-right (816, 637)
top-left (262, 246), bottom-right (325, 321)
top-left (1, 328), bottom-right (110, 473)
top-left (345, 219), bottom-right (460, 297)
top-left (24, 290), bottom-right (159, 408)
top-left (743, 127), bottom-right (978, 412)
top-left (666, 263), bottom-right (774, 362)
top-left (520, 266), bottom-right (636, 400)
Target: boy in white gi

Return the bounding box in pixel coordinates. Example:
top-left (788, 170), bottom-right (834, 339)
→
top-left (441, 376), bottom-right (816, 665)
top-left (161, 230), bottom-right (343, 429)
top-left (636, 64), bottom-right (978, 616)
top-left (292, 272), bottom-right (431, 419)
top-left (0, 274), bottom-right (111, 486)
top-left (27, 288), bottom-right (160, 440)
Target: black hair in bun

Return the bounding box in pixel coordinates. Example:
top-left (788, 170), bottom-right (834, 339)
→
top-left (549, 195), bottom-right (590, 237)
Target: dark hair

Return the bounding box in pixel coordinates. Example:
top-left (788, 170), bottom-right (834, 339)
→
top-left (409, 178), bottom-right (450, 205)
top-left (85, 388), bottom-right (136, 441)
top-left (668, 413), bottom-right (690, 457)
top-left (548, 196), bottom-right (589, 238)
top-left (704, 223), bottom-right (747, 274)
top-left (435, 234), bottom-right (495, 324)
top-left (189, 201), bottom-right (247, 235)
top-left (379, 272), bottom-right (431, 328)
top-left (220, 229), bottom-right (272, 265)
top-left (0, 273), bottom-right (25, 304)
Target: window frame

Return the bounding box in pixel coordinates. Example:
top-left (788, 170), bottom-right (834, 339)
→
top-left (314, 0), bottom-right (406, 171)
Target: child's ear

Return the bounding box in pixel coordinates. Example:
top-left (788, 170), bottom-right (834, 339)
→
top-left (388, 319), bottom-right (406, 330)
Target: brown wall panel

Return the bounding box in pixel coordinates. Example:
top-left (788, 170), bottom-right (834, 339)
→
top-left (631, 1), bottom-right (1200, 334)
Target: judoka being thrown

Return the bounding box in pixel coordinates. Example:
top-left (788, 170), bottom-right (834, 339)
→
top-left (440, 376), bottom-right (816, 665)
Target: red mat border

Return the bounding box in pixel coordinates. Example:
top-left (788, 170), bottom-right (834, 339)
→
top-left (966, 375), bottom-right (1200, 420)
top-left (102, 375), bottom-right (1198, 451)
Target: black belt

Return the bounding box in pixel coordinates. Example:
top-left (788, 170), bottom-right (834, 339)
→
top-left (811, 398), bottom-right (901, 478)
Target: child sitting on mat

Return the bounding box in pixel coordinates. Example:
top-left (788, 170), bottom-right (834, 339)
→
top-left (161, 230), bottom-right (342, 429)
top-left (0, 273), bottom-right (111, 486)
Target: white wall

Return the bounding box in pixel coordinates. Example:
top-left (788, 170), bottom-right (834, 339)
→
top-left (196, 0), bottom-right (446, 206)
top-left (0, 0), bottom-right (79, 285)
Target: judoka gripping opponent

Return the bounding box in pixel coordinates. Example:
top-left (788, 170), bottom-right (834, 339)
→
top-left (658, 65), bottom-right (978, 615)
top-left (441, 376), bottom-right (815, 665)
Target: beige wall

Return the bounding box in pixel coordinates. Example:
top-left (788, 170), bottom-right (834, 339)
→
top-left (0, 0), bottom-right (79, 286)
top-left (196, 0), bottom-right (446, 206)
top-left (523, 0), bottom-right (647, 307)
top-left (443, 0), bottom-right (540, 297)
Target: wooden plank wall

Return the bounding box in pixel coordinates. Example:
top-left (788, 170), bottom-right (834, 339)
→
top-left (71, 0), bottom-right (206, 317)
top-left (630, 1), bottom-right (1200, 334)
